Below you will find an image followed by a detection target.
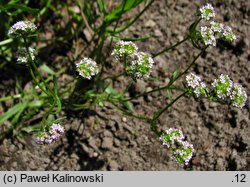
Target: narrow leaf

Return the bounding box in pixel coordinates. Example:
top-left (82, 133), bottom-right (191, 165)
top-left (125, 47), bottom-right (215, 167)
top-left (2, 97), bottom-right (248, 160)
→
top-left (40, 64), bottom-right (55, 75)
top-left (0, 102), bottom-right (27, 125)
top-left (104, 0), bottom-right (144, 23)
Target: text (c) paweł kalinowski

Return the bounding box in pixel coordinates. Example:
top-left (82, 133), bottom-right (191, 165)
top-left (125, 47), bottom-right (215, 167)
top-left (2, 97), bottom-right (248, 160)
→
top-left (20, 174), bottom-right (104, 183)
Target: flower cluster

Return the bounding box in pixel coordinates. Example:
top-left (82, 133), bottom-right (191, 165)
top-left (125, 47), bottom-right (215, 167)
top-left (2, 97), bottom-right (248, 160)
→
top-left (112, 41), bottom-right (155, 79)
top-left (211, 74), bottom-right (233, 100)
top-left (76, 58), bottom-right (99, 79)
top-left (186, 73), bottom-right (247, 108)
top-left (223, 26), bottom-right (237, 42)
top-left (111, 41), bottom-right (138, 59)
top-left (160, 128), bottom-right (194, 166)
top-left (8, 20), bottom-right (37, 37)
top-left (186, 73), bottom-right (207, 97)
top-left (199, 3), bottom-right (236, 46)
top-left (127, 52), bottom-right (154, 78)
top-left (200, 26), bottom-right (216, 46)
top-left (212, 74), bottom-right (247, 108)
top-left (200, 3), bottom-right (215, 21)
top-left (16, 47), bottom-right (36, 64)
top-left (210, 21), bottom-right (224, 33)
top-left (230, 83), bottom-right (248, 108)
top-left (35, 123), bottom-right (64, 145)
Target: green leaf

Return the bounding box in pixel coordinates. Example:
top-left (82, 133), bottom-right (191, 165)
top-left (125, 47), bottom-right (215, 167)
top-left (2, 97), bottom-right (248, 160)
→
top-left (53, 116), bottom-right (67, 124)
top-left (105, 86), bottom-right (135, 112)
top-left (169, 67), bottom-right (181, 84)
top-left (123, 101), bottom-right (135, 113)
top-left (165, 89), bottom-right (173, 101)
top-left (0, 39), bottom-right (13, 46)
top-left (78, 0), bottom-right (95, 27)
top-left (5, 3), bottom-right (39, 15)
top-left (0, 102), bottom-right (27, 125)
top-left (105, 86), bottom-right (121, 97)
top-left (53, 75), bottom-right (62, 113)
top-left (189, 18), bottom-right (200, 36)
top-left (107, 0), bottom-right (154, 34)
top-left (40, 64), bottom-right (55, 75)
top-left (21, 125), bottom-right (41, 133)
top-left (11, 102), bottom-right (28, 124)
top-left (104, 0), bottom-right (144, 23)
top-left (97, 0), bottom-right (107, 16)
top-left (28, 100), bottom-right (43, 108)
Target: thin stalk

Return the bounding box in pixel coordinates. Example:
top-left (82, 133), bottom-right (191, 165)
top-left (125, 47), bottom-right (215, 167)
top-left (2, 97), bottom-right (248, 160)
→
top-left (152, 36), bottom-right (190, 58)
top-left (110, 101), bottom-right (151, 121)
top-left (22, 37), bottom-right (52, 97)
top-left (112, 0), bottom-right (155, 34)
top-left (76, 0), bottom-right (94, 36)
top-left (0, 94), bottom-right (21, 102)
top-left (177, 47), bottom-right (208, 78)
top-left (27, 63), bottom-right (50, 95)
top-left (99, 0), bottom-right (129, 81)
top-left (41, 100), bottom-right (56, 128)
top-left (152, 91), bottom-right (188, 122)
top-left (102, 72), bottom-right (125, 81)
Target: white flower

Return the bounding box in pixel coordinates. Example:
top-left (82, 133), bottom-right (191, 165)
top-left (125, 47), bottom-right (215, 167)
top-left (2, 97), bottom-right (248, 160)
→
top-left (111, 41), bottom-right (138, 58)
top-left (127, 52), bottom-right (154, 79)
top-left (160, 128), bottom-right (195, 165)
top-left (34, 123), bottom-right (64, 145)
top-left (160, 128), bottom-right (184, 148)
top-left (222, 26), bottom-right (237, 42)
top-left (200, 3), bottom-right (216, 21)
top-left (8, 20), bottom-right (37, 37)
top-left (201, 26), bottom-right (216, 46)
top-left (212, 74), bottom-right (247, 108)
top-left (210, 21), bottom-right (224, 33)
top-left (230, 83), bottom-right (247, 108)
top-left (76, 58), bottom-right (99, 79)
top-left (212, 74), bottom-right (233, 100)
top-left (16, 47), bottom-right (36, 64)
top-left (186, 73), bottom-right (207, 97)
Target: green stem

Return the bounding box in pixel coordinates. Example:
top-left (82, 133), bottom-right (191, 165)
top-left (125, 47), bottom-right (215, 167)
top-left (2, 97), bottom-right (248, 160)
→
top-left (152, 91), bottom-right (188, 122)
top-left (0, 94), bottom-right (21, 102)
top-left (176, 46), bottom-right (207, 78)
top-left (124, 48), bottom-right (207, 101)
top-left (22, 37), bottom-right (52, 97)
top-left (22, 36), bottom-right (61, 126)
top-left (27, 63), bottom-right (49, 95)
top-left (41, 100), bottom-right (56, 128)
top-left (110, 101), bottom-right (151, 121)
top-left (153, 36), bottom-right (190, 58)
top-left (97, 0), bottom-right (129, 83)
top-left (112, 0), bottom-right (155, 34)
top-left (102, 72), bottom-right (125, 81)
